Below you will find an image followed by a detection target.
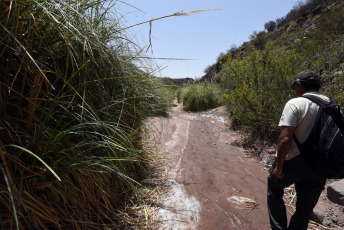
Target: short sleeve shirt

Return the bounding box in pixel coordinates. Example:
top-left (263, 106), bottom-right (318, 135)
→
top-left (278, 92), bottom-right (330, 160)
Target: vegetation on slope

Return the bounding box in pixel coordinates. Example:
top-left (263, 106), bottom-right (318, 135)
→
top-left (203, 0), bottom-right (344, 82)
top-left (160, 77), bottom-right (194, 89)
top-left (0, 0), bottom-right (172, 229)
top-left (203, 0), bottom-right (344, 139)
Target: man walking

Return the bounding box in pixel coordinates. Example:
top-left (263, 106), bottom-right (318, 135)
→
top-left (267, 70), bottom-right (328, 230)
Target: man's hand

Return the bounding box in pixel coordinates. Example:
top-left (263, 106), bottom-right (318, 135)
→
top-left (273, 166), bottom-right (284, 179)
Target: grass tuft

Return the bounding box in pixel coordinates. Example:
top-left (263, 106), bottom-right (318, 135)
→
top-left (0, 0), bottom-right (171, 228)
top-left (180, 84), bottom-right (223, 111)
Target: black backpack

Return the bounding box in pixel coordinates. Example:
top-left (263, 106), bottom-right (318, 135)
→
top-left (293, 95), bottom-right (344, 179)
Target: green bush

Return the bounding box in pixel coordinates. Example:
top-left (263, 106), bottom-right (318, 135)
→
top-left (218, 2), bottom-right (344, 141)
top-left (249, 31), bottom-right (268, 50)
top-left (222, 35), bottom-right (344, 138)
top-left (221, 45), bottom-right (306, 137)
top-left (314, 6), bottom-right (344, 38)
top-left (181, 84), bottom-right (223, 111)
top-left (321, 70), bottom-right (344, 109)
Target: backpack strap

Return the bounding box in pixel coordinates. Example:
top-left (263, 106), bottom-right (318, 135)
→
top-left (301, 94), bottom-right (328, 107)
top-left (302, 94), bottom-right (344, 133)
top-left (292, 94), bottom-right (325, 148)
top-left (293, 134), bottom-right (301, 146)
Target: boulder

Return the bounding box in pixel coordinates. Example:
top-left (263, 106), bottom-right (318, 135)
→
top-left (312, 191), bottom-right (344, 228)
top-left (327, 180), bottom-right (344, 205)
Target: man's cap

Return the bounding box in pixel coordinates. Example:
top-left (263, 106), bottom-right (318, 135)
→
top-left (290, 70), bottom-right (320, 89)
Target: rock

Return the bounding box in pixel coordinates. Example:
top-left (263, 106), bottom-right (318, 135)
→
top-left (332, 216), bottom-right (338, 224)
top-left (327, 180), bottom-right (344, 205)
top-left (312, 191), bottom-right (344, 228)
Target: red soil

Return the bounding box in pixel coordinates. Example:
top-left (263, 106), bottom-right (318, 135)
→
top-left (147, 102), bottom-right (342, 230)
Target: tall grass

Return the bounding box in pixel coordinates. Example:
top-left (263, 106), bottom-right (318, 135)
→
top-left (0, 0), bottom-right (170, 228)
top-left (180, 84), bottom-right (223, 111)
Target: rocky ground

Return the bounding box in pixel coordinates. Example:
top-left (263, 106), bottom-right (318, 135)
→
top-left (146, 102), bottom-right (344, 230)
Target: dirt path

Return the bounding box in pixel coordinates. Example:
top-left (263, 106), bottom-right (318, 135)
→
top-left (147, 102), bottom-right (271, 229)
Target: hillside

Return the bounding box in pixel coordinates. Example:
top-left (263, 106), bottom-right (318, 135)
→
top-left (201, 0), bottom-right (344, 83)
top-left (160, 77), bottom-right (194, 88)
top-left (198, 0), bottom-right (344, 140)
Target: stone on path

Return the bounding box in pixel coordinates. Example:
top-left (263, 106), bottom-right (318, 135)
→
top-left (327, 179), bottom-right (344, 205)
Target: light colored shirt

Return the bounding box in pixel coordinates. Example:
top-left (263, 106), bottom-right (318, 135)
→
top-left (278, 91), bottom-right (330, 160)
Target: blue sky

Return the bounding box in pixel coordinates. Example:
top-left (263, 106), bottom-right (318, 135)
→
top-left (118, 0), bottom-right (303, 79)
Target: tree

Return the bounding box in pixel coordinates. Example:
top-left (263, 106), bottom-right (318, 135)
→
top-left (276, 17), bottom-right (286, 28)
top-left (264, 20), bottom-right (277, 32)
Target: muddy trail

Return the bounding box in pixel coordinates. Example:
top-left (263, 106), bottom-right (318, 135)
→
top-left (146, 102), bottom-right (270, 230)
top-left (146, 102), bottom-right (342, 230)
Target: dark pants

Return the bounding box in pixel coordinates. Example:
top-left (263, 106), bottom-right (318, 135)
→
top-left (267, 155), bottom-right (326, 230)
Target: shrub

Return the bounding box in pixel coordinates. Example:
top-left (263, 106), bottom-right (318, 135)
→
top-left (314, 6), bottom-right (344, 40)
top-left (181, 84), bottom-right (223, 111)
top-left (249, 31), bottom-right (267, 50)
top-left (222, 31), bottom-right (344, 138)
top-left (321, 70), bottom-right (344, 109)
top-left (220, 1), bottom-right (344, 140)
top-left (176, 87), bottom-right (184, 103)
top-left (155, 86), bottom-right (175, 116)
top-left (221, 45), bottom-right (306, 138)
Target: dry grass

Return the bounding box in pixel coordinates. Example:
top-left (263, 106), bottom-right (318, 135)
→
top-left (112, 154), bottom-right (170, 229)
top-left (121, 9), bottom-right (220, 52)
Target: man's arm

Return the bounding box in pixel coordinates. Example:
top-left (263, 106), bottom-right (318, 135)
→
top-left (274, 126), bottom-right (296, 179)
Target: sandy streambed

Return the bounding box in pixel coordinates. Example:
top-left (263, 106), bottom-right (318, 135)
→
top-left (146, 103), bottom-right (270, 229)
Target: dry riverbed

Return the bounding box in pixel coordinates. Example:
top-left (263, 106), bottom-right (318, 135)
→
top-left (144, 102), bottom-right (343, 230)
